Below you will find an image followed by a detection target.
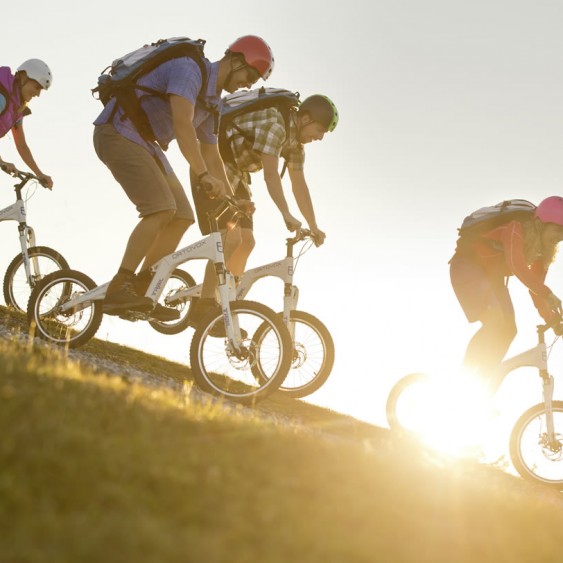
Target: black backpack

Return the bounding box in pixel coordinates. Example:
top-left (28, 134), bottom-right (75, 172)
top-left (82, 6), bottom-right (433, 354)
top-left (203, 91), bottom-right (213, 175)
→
top-left (92, 37), bottom-right (214, 150)
top-left (218, 87), bottom-right (301, 170)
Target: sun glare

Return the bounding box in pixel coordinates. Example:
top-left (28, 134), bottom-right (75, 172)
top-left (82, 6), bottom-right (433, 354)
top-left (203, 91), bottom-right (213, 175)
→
top-left (391, 369), bottom-right (506, 458)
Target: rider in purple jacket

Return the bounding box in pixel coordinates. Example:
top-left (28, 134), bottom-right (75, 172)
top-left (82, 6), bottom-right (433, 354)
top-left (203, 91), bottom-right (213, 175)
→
top-left (0, 60), bottom-right (53, 188)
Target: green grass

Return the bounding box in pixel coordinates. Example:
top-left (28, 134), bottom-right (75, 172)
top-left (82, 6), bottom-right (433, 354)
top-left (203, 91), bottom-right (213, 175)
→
top-left (1, 305), bottom-right (563, 562)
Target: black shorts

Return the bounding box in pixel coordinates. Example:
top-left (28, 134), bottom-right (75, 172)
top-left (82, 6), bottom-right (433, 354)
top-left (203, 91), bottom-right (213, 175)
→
top-left (190, 170), bottom-right (253, 235)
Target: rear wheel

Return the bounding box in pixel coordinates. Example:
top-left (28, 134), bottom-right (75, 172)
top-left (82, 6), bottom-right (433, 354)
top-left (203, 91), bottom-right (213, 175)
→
top-left (190, 300), bottom-right (292, 406)
top-left (3, 246), bottom-right (69, 311)
top-left (385, 373), bottom-right (434, 433)
top-left (27, 269), bottom-right (102, 348)
top-left (148, 268), bottom-right (197, 335)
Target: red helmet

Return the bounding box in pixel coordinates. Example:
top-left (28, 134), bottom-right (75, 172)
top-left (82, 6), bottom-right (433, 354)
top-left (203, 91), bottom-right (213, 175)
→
top-left (535, 196), bottom-right (563, 226)
top-left (227, 35), bottom-right (274, 80)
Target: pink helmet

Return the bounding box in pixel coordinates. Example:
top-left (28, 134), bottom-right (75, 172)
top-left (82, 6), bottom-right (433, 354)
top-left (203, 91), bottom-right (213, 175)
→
top-left (227, 35), bottom-right (274, 80)
top-left (535, 196), bottom-right (563, 226)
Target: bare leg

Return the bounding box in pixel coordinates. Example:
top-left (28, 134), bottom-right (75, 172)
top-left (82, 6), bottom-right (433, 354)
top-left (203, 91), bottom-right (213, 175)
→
top-left (463, 306), bottom-right (517, 393)
top-left (227, 227), bottom-right (255, 277)
top-left (139, 217), bottom-right (193, 273)
top-left (119, 209), bottom-right (176, 272)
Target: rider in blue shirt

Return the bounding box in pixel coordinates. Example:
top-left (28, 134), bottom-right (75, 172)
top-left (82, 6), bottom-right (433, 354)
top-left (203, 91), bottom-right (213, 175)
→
top-left (93, 36), bottom-right (274, 320)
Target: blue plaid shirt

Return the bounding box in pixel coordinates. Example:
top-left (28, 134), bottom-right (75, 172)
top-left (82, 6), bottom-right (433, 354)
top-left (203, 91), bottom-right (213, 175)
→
top-left (94, 57), bottom-right (220, 173)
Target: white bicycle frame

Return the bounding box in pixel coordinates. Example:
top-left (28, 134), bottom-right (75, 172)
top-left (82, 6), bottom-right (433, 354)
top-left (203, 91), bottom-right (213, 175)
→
top-left (163, 232), bottom-right (312, 340)
top-left (0, 180), bottom-right (40, 284)
top-left (58, 222), bottom-right (246, 346)
top-left (236, 257), bottom-right (298, 326)
top-left (493, 325), bottom-right (556, 438)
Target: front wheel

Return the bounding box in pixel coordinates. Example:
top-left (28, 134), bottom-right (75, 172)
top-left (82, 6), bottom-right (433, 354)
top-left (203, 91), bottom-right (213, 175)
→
top-left (509, 400), bottom-right (563, 490)
top-left (190, 300), bottom-right (292, 406)
top-left (3, 246), bottom-right (69, 312)
top-left (251, 310), bottom-right (335, 398)
top-left (27, 269), bottom-right (102, 348)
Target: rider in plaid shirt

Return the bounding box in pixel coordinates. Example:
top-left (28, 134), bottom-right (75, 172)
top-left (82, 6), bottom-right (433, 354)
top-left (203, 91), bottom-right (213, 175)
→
top-left (225, 106), bottom-right (305, 188)
top-left (189, 93), bottom-right (339, 327)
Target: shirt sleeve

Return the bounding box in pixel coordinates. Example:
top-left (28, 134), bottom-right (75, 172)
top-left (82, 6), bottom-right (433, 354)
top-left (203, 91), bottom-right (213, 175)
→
top-left (496, 221), bottom-right (551, 297)
top-left (529, 260), bottom-right (558, 323)
top-left (163, 57), bottom-right (203, 104)
top-left (283, 146), bottom-right (305, 171)
top-left (492, 221), bottom-right (556, 322)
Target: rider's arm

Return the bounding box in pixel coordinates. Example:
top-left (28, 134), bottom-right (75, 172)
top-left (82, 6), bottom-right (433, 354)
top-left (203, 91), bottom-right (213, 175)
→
top-left (170, 94), bottom-right (225, 198)
top-left (11, 123), bottom-right (53, 187)
top-left (498, 222), bottom-right (550, 296)
top-left (170, 94), bottom-right (208, 177)
top-left (200, 142), bottom-right (234, 197)
top-left (287, 168), bottom-right (316, 227)
top-left (0, 95), bottom-right (10, 169)
top-left (260, 152), bottom-right (301, 230)
top-left (528, 260), bottom-right (560, 323)
top-left (287, 167), bottom-right (326, 244)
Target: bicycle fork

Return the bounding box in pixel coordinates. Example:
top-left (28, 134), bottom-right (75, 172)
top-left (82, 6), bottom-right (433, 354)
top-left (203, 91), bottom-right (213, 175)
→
top-left (534, 329), bottom-right (560, 448)
top-left (215, 263), bottom-right (245, 351)
top-left (18, 223), bottom-right (39, 285)
top-left (541, 370), bottom-right (558, 445)
top-left (283, 283), bottom-right (298, 340)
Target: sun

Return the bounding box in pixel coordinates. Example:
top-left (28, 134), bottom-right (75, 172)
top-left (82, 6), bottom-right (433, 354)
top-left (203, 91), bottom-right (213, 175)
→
top-left (387, 368), bottom-right (508, 458)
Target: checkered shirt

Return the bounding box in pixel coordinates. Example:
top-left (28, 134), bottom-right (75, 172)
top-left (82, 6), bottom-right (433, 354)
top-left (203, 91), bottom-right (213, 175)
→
top-left (223, 107), bottom-right (305, 195)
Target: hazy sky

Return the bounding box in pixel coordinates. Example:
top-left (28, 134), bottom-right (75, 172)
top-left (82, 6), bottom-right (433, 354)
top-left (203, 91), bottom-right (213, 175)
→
top-left (2, 0), bottom-right (563, 425)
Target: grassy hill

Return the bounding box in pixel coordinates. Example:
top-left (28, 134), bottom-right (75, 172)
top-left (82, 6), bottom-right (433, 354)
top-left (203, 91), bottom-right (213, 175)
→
top-left (1, 305), bottom-right (562, 563)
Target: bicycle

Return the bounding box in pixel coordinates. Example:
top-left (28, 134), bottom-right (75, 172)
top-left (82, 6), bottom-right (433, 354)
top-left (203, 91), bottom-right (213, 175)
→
top-left (386, 324), bottom-right (563, 490)
top-left (26, 197), bottom-right (292, 405)
top-left (147, 229), bottom-right (335, 399)
top-left (1, 167), bottom-right (69, 311)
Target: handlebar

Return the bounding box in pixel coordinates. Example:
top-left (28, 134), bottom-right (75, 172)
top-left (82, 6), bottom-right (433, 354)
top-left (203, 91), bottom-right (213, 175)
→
top-left (1, 165), bottom-right (50, 190)
top-left (286, 229), bottom-right (320, 247)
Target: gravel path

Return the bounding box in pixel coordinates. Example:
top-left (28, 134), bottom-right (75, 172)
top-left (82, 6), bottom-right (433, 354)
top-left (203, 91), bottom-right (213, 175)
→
top-left (0, 316), bottom-right (299, 427)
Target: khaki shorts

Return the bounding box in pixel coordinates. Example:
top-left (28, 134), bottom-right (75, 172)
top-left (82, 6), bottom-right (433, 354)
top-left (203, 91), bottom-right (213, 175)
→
top-left (93, 124), bottom-right (194, 221)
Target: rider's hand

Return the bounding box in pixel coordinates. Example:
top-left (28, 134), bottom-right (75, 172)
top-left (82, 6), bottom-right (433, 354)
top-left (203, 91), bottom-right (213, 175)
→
top-left (551, 319), bottom-right (563, 336)
top-left (0, 160), bottom-right (17, 175)
top-left (36, 173), bottom-right (53, 190)
top-left (200, 174), bottom-right (226, 200)
top-left (283, 213), bottom-right (302, 232)
top-left (546, 292), bottom-right (563, 317)
top-left (309, 226), bottom-right (326, 247)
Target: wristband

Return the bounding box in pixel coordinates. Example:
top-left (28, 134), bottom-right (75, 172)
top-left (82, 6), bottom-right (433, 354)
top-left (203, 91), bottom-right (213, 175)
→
top-left (197, 171), bottom-right (209, 182)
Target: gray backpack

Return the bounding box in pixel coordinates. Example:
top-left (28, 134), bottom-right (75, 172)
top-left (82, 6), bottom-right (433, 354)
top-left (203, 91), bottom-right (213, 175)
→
top-left (458, 199), bottom-right (536, 237)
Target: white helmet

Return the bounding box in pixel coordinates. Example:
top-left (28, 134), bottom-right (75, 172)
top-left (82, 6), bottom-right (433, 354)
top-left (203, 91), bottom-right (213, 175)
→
top-left (17, 59), bottom-right (53, 90)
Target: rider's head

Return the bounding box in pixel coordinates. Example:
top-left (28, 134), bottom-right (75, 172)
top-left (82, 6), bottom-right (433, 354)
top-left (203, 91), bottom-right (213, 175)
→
top-left (16, 59), bottom-right (52, 103)
top-left (534, 196), bottom-right (563, 258)
top-left (297, 95), bottom-right (339, 144)
top-left (221, 35), bottom-right (274, 94)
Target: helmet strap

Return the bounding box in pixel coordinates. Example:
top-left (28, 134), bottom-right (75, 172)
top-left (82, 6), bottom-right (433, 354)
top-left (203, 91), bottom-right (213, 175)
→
top-left (222, 54), bottom-right (247, 91)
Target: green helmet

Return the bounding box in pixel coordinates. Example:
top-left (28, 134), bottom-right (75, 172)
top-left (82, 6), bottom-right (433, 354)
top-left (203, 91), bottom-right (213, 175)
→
top-left (299, 94), bottom-right (339, 132)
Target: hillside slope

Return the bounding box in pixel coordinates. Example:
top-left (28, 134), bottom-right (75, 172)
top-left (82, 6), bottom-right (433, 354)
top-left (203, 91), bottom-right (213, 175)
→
top-left (1, 305), bottom-right (563, 563)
